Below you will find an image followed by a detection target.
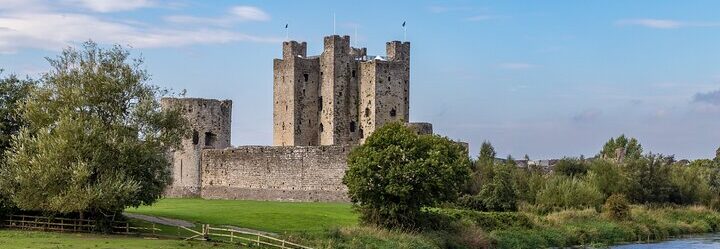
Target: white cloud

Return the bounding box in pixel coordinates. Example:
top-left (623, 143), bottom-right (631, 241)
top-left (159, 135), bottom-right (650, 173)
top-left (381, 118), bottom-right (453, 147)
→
top-left (616, 19), bottom-right (720, 29)
top-left (64, 0), bottom-right (156, 12)
top-left (0, 11), bottom-right (279, 53)
top-left (229, 6), bottom-right (270, 21)
top-left (498, 63), bottom-right (537, 70)
top-left (165, 5), bottom-right (270, 26)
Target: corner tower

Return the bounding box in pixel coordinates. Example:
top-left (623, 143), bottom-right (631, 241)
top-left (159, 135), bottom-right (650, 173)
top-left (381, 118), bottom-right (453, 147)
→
top-left (162, 97), bottom-right (232, 197)
top-left (358, 41), bottom-right (410, 142)
top-left (273, 41), bottom-right (321, 146)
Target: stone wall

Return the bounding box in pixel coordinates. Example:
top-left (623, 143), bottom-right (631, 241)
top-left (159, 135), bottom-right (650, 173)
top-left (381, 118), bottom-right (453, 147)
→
top-left (162, 97), bottom-right (232, 197)
top-left (200, 145), bottom-right (351, 202)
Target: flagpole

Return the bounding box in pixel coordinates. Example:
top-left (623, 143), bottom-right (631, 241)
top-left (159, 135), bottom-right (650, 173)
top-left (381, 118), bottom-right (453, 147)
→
top-left (285, 25), bottom-right (289, 41)
top-left (333, 13), bottom-right (336, 35)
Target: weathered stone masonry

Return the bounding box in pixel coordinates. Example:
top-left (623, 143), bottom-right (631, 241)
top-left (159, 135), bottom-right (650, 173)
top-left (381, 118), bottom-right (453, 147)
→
top-left (201, 146), bottom-right (351, 202)
top-left (164, 35), bottom-right (443, 202)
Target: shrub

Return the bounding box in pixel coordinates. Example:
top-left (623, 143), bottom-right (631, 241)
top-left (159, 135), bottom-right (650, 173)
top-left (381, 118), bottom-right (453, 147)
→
top-left (479, 163), bottom-right (518, 211)
top-left (586, 159), bottom-right (625, 197)
top-left (343, 122), bottom-right (471, 229)
top-left (603, 194), bottom-right (631, 221)
top-left (536, 176), bottom-right (603, 212)
top-left (623, 154), bottom-right (676, 204)
top-left (553, 158), bottom-right (588, 177)
top-left (435, 208), bottom-right (533, 231)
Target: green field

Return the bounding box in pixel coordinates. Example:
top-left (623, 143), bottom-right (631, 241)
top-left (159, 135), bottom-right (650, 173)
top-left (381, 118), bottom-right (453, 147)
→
top-left (0, 230), bottom-right (235, 249)
top-left (126, 198), bottom-right (358, 233)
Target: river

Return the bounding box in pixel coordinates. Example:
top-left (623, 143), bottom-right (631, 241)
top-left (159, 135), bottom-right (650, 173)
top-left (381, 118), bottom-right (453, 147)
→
top-left (612, 233), bottom-right (720, 249)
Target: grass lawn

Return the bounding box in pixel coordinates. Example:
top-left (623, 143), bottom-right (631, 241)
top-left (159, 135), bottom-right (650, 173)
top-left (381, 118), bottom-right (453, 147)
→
top-left (0, 230), bottom-right (235, 249)
top-left (126, 198), bottom-right (358, 233)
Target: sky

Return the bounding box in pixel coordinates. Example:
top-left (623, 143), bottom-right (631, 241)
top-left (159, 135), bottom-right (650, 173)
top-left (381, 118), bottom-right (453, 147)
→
top-left (1, 0), bottom-right (719, 160)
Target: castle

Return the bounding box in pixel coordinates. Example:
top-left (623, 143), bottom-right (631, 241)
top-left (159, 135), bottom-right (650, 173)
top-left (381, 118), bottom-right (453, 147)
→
top-left (163, 35), bottom-right (435, 201)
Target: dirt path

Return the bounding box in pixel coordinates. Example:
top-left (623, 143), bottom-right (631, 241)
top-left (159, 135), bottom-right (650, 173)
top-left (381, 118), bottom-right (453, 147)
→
top-left (123, 213), bottom-right (194, 228)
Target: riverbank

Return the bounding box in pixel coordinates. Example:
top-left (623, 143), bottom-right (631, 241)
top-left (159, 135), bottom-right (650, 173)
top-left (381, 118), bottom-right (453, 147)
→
top-left (125, 199), bottom-right (720, 249)
top-left (465, 205), bottom-right (720, 248)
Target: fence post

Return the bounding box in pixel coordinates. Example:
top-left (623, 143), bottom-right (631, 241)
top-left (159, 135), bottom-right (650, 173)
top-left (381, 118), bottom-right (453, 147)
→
top-left (126, 222), bottom-right (129, 234)
top-left (257, 235), bottom-right (260, 246)
top-left (230, 231), bottom-right (233, 242)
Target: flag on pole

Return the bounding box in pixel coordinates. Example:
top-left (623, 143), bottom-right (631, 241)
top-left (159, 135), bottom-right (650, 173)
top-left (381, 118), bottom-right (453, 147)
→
top-left (402, 21), bottom-right (406, 27)
top-left (285, 24), bottom-right (288, 29)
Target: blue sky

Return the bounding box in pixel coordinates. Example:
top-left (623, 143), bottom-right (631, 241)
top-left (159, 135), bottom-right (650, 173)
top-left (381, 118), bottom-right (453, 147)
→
top-left (1, 0), bottom-right (719, 159)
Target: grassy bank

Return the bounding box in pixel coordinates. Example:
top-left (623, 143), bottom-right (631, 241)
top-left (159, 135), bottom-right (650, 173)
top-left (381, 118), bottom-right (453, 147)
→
top-left (0, 230), bottom-right (235, 249)
top-left (126, 198), bottom-right (357, 233)
top-left (124, 199), bottom-right (720, 249)
top-left (475, 205), bottom-right (720, 248)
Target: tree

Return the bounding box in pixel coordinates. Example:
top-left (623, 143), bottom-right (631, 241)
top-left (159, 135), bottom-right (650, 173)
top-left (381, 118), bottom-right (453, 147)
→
top-left (0, 71), bottom-right (35, 216)
top-left (553, 157), bottom-right (588, 177)
top-left (0, 72), bottom-right (35, 155)
top-left (623, 154), bottom-right (675, 204)
top-left (343, 122), bottom-right (471, 229)
top-left (599, 135), bottom-right (642, 161)
top-left (479, 161), bottom-right (518, 211)
top-left (0, 42), bottom-right (188, 218)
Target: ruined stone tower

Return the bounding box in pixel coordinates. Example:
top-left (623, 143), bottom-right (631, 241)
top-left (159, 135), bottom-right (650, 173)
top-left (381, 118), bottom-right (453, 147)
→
top-left (273, 35), bottom-right (410, 146)
top-left (161, 97), bottom-right (232, 197)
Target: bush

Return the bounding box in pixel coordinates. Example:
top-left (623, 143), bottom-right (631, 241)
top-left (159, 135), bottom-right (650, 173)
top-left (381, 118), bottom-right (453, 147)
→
top-left (343, 122), bottom-right (471, 229)
top-left (623, 154), bottom-right (676, 204)
top-left (536, 176), bottom-right (603, 212)
top-left (586, 159), bottom-right (625, 197)
top-left (434, 208), bottom-right (533, 231)
top-left (479, 163), bottom-right (518, 211)
top-left (603, 194), bottom-right (631, 221)
top-left (553, 158), bottom-right (588, 177)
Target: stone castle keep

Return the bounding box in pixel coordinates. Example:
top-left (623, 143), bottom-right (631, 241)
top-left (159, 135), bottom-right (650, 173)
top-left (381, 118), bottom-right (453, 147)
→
top-left (163, 35), bottom-right (434, 201)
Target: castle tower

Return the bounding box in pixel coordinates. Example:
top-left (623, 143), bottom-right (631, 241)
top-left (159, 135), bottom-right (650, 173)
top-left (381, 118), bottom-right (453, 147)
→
top-left (273, 36), bottom-right (410, 146)
top-left (273, 41), bottom-right (321, 146)
top-left (161, 97), bottom-right (232, 197)
top-left (358, 41), bottom-right (411, 142)
top-left (320, 35), bottom-right (357, 145)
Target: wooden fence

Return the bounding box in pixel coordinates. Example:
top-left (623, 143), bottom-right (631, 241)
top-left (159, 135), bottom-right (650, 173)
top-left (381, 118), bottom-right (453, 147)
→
top-left (2, 214), bottom-right (160, 235)
top-left (2, 214), bottom-right (312, 249)
top-left (182, 224), bottom-right (312, 249)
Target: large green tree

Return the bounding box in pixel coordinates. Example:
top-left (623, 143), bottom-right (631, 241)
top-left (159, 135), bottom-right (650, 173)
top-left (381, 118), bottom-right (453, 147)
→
top-left (599, 135), bottom-right (643, 161)
top-left (0, 42), bottom-right (188, 217)
top-left (343, 122), bottom-right (471, 229)
top-left (0, 72), bottom-right (35, 155)
top-left (0, 71), bottom-right (36, 216)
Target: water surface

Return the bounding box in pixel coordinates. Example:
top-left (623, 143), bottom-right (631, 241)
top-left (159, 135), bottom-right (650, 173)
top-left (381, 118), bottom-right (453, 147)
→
top-left (612, 233), bottom-right (720, 249)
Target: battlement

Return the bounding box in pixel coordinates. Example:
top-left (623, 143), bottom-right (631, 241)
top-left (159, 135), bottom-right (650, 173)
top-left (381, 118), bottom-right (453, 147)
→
top-left (386, 41), bottom-right (410, 62)
top-left (282, 41), bottom-right (307, 59)
top-left (274, 35), bottom-right (412, 146)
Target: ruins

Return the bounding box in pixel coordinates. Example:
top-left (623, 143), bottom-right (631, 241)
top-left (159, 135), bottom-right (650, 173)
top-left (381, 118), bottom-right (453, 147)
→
top-left (163, 35), bottom-right (437, 201)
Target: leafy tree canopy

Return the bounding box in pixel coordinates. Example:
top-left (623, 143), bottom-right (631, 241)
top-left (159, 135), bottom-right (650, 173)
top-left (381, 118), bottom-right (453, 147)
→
top-left (343, 122), bottom-right (471, 229)
top-left (0, 42), bottom-right (189, 216)
top-left (599, 135), bottom-right (643, 161)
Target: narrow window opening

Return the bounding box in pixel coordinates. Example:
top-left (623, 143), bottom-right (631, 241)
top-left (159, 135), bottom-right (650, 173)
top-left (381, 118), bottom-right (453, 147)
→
top-left (352, 70), bottom-right (356, 78)
top-left (303, 73), bottom-right (309, 82)
top-left (318, 96), bottom-right (323, 110)
top-left (320, 123), bottom-right (324, 132)
top-left (364, 108), bottom-right (370, 117)
top-left (192, 130), bottom-right (199, 145)
top-left (390, 108), bottom-right (397, 117)
top-left (388, 76), bottom-right (391, 81)
top-left (350, 121), bottom-right (356, 132)
top-left (359, 128), bottom-right (364, 138)
top-left (204, 132), bottom-right (216, 147)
